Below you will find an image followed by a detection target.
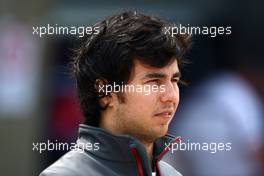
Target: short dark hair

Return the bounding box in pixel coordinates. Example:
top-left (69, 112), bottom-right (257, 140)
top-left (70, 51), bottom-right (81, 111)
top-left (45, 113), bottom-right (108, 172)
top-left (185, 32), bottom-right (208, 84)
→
top-left (72, 11), bottom-right (191, 126)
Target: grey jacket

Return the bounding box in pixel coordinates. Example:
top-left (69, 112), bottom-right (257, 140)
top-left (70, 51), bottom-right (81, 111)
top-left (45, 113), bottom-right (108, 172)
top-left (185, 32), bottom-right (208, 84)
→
top-left (39, 124), bottom-right (182, 176)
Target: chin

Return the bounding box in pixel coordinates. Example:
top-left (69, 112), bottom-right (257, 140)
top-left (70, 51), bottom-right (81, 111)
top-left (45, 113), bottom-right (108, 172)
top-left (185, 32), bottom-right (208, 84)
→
top-left (154, 126), bottom-right (168, 138)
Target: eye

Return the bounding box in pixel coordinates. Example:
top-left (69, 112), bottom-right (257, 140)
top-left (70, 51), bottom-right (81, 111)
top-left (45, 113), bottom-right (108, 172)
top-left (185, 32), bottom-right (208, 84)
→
top-left (145, 79), bottom-right (159, 84)
top-left (172, 79), bottom-right (185, 86)
top-left (171, 78), bottom-right (179, 83)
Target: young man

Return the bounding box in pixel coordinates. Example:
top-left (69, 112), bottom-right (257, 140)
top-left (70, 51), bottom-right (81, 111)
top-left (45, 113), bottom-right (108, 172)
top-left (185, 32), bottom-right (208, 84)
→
top-left (40, 11), bottom-right (191, 176)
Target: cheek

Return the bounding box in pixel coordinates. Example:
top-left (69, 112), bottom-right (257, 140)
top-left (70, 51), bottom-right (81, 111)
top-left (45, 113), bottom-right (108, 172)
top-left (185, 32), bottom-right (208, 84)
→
top-left (125, 92), bottom-right (156, 115)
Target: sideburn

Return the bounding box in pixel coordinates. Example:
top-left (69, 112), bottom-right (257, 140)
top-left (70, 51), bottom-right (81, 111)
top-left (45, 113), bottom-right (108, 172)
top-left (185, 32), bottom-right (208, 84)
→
top-left (117, 92), bottom-right (127, 103)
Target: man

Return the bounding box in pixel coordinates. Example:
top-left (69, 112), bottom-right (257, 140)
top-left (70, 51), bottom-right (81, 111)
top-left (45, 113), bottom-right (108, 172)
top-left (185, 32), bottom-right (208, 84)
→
top-left (40, 11), bottom-right (191, 176)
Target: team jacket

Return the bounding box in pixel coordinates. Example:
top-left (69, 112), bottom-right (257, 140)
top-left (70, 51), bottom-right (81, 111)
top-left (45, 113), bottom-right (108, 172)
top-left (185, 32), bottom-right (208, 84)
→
top-left (39, 124), bottom-right (182, 176)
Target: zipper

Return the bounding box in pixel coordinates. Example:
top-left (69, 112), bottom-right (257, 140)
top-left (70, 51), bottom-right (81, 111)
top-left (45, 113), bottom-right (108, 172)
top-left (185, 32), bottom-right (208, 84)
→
top-left (131, 136), bottom-right (181, 176)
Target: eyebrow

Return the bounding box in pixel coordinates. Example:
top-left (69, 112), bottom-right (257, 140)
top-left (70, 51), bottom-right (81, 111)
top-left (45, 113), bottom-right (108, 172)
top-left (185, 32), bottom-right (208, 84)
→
top-left (173, 72), bottom-right (181, 79)
top-left (141, 71), bottom-right (181, 80)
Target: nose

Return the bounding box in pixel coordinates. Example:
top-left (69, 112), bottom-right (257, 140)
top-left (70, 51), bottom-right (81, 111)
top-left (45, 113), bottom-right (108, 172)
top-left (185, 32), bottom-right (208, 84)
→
top-left (160, 82), bottom-right (179, 105)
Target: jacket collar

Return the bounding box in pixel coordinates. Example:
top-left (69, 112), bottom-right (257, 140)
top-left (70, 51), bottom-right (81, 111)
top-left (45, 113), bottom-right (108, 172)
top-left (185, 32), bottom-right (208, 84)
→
top-left (76, 124), bottom-right (180, 175)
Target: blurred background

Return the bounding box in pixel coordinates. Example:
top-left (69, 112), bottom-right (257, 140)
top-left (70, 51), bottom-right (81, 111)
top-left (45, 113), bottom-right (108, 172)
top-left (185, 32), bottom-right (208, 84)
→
top-left (0, 0), bottom-right (263, 175)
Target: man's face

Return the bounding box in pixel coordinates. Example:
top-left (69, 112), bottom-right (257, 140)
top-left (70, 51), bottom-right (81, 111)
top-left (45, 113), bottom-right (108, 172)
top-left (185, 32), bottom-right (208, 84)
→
top-left (111, 59), bottom-right (180, 142)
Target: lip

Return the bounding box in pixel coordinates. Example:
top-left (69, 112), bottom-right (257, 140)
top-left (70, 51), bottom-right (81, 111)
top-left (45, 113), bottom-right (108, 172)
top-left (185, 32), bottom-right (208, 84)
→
top-left (154, 110), bottom-right (174, 119)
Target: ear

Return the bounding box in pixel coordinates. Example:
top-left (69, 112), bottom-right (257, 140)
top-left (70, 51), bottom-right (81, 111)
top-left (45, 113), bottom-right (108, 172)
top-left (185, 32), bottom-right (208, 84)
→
top-left (100, 95), bottom-right (114, 108)
top-left (95, 79), bottom-right (114, 108)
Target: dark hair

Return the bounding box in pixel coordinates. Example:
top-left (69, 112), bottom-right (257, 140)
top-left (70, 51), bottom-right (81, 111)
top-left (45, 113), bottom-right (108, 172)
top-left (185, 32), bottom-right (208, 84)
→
top-left (72, 11), bottom-right (191, 126)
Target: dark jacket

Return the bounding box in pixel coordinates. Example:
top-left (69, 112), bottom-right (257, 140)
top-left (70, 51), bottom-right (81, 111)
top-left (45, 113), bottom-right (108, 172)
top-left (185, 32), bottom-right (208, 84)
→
top-left (39, 124), bottom-right (182, 176)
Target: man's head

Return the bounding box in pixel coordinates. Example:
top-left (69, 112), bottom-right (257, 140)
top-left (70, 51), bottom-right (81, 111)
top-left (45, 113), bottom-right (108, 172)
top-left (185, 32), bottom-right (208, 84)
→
top-left (73, 11), bottom-right (191, 141)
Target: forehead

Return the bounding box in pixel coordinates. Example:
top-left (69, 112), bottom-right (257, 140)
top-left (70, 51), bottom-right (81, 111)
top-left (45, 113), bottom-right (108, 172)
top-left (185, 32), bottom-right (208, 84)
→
top-left (130, 59), bottom-right (179, 80)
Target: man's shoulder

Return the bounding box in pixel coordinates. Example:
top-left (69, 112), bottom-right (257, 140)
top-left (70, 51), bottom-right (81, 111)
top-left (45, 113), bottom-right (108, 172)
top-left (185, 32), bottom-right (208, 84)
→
top-left (39, 149), bottom-right (92, 176)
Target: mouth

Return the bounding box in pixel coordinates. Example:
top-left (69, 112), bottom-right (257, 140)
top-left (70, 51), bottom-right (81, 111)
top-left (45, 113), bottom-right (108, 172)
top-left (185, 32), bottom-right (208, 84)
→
top-left (154, 110), bottom-right (174, 120)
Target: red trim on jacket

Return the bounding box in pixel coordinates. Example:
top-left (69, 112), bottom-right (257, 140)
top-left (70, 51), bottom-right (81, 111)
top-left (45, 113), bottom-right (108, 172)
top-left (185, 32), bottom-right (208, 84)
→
top-left (131, 137), bottom-right (181, 176)
top-left (131, 148), bottom-right (145, 176)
